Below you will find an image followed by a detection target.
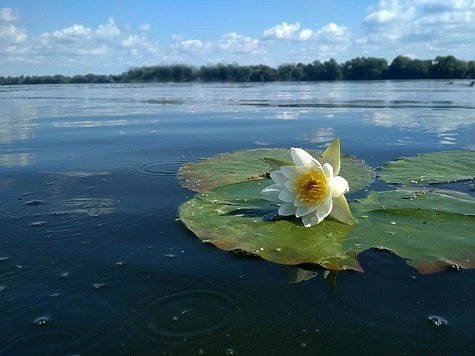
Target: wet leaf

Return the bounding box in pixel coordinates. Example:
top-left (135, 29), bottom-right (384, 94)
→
top-left (179, 180), bottom-right (475, 274)
top-left (179, 180), bottom-right (361, 271)
top-left (178, 148), bottom-right (374, 193)
top-left (348, 189), bottom-right (475, 274)
top-left (379, 150), bottom-right (475, 184)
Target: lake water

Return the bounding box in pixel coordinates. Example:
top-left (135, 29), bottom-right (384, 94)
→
top-left (1, 81), bottom-right (474, 355)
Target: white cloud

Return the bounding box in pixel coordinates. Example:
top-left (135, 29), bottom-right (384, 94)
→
top-left (0, 7), bottom-right (18, 22)
top-left (218, 32), bottom-right (261, 53)
top-left (0, 7), bottom-right (27, 54)
top-left (298, 29), bottom-right (314, 41)
top-left (76, 45), bottom-right (109, 55)
top-left (95, 18), bottom-right (121, 40)
top-left (264, 22), bottom-right (301, 40)
top-left (359, 0), bottom-right (475, 57)
top-left (0, 15), bottom-right (164, 74)
top-left (139, 24), bottom-right (151, 32)
top-left (174, 39), bottom-right (208, 53)
top-left (0, 24), bottom-right (27, 43)
top-left (315, 23), bottom-right (351, 43)
top-left (51, 24), bottom-right (92, 41)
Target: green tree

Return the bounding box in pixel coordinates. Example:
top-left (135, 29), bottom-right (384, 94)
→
top-left (320, 58), bottom-right (342, 80)
top-left (430, 55), bottom-right (466, 79)
top-left (342, 57), bottom-right (388, 80)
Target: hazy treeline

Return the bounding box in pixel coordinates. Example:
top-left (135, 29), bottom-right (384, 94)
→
top-left (1, 55), bottom-right (474, 85)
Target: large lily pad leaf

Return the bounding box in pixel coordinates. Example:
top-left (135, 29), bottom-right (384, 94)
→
top-left (179, 179), bottom-right (361, 271)
top-left (179, 180), bottom-right (475, 274)
top-left (179, 148), bottom-right (374, 193)
top-left (379, 150), bottom-right (475, 184)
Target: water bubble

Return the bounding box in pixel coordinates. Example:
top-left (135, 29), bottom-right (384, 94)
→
top-left (50, 210), bottom-right (67, 216)
top-left (33, 315), bottom-right (51, 327)
top-left (428, 315), bottom-right (448, 327)
top-left (60, 272), bottom-right (71, 278)
top-left (448, 264), bottom-right (462, 271)
top-left (26, 199), bottom-right (43, 206)
top-left (30, 221), bottom-right (46, 227)
top-left (92, 283), bottom-right (105, 289)
top-left (226, 348), bottom-right (235, 355)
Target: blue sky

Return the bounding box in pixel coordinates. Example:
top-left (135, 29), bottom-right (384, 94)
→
top-left (1, 0), bottom-right (474, 76)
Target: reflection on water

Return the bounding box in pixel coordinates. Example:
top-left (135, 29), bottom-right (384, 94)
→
top-left (0, 81), bottom-right (474, 355)
top-left (300, 127), bottom-right (335, 144)
top-left (363, 109), bottom-right (473, 146)
top-left (0, 152), bottom-right (37, 167)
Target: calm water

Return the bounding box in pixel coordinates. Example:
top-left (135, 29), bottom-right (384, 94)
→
top-left (1, 81), bottom-right (474, 355)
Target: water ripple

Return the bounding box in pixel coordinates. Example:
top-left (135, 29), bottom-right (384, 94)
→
top-left (144, 289), bottom-right (239, 340)
top-left (138, 160), bottom-right (185, 177)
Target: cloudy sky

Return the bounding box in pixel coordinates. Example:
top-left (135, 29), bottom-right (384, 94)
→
top-left (1, 0), bottom-right (474, 76)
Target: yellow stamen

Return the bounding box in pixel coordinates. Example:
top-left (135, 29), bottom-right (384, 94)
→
top-left (295, 169), bottom-right (328, 204)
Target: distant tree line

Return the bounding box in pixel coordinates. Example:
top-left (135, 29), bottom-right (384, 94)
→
top-left (1, 55), bottom-right (474, 85)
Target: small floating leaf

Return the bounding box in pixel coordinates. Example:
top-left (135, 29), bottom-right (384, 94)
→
top-left (178, 148), bottom-right (374, 192)
top-left (379, 150), bottom-right (475, 184)
top-left (347, 189), bottom-right (475, 274)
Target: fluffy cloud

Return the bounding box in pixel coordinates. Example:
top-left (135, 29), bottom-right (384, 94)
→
top-left (0, 7), bottom-right (18, 21)
top-left (263, 21), bottom-right (350, 45)
top-left (174, 39), bottom-right (208, 53)
top-left (0, 7), bottom-right (27, 55)
top-left (0, 23), bottom-right (27, 43)
top-left (315, 23), bottom-right (351, 43)
top-left (0, 9), bottom-right (160, 74)
top-left (96, 18), bottom-right (121, 40)
top-left (264, 22), bottom-right (301, 40)
top-left (360, 0), bottom-right (475, 56)
top-left (218, 32), bottom-right (261, 53)
top-left (172, 32), bottom-right (262, 58)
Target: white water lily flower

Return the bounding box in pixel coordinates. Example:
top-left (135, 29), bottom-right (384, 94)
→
top-left (260, 139), bottom-right (356, 227)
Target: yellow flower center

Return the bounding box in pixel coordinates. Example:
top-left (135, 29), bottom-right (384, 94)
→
top-left (295, 169), bottom-right (329, 204)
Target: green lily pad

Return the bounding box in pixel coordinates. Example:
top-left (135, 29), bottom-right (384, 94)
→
top-left (379, 150), bottom-right (475, 184)
top-left (178, 148), bottom-right (374, 192)
top-left (348, 189), bottom-right (475, 273)
top-left (179, 180), bottom-right (475, 274)
top-left (179, 179), bottom-right (361, 271)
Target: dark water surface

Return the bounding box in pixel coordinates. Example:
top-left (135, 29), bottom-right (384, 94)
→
top-left (1, 81), bottom-right (474, 355)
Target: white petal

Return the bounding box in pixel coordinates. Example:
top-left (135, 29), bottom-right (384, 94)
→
top-left (290, 148), bottom-right (320, 167)
top-left (322, 163), bottom-right (334, 181)
top-left (315, 199), bottom-right (333, 221)
top-left (331, 176), bottom-right (349, 197)
top-left (294, 195), bottom-right (306, 206)
top-left (280, 165), bottom-right (300, 180)
top-left (329, 195), bottom-right (357, 225)
top-left (278, 202), bottom-right (296, 216)
top-left (295, 203), bottom-right (319, 217)
top-left (269, 171), bottom-right (288, 188)
top-left (278, 188), bottom-right (296, 203)
top-left (260, 184), bottom-right (282, 202)
top-left (301, 212), bottom-right (321, 227)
